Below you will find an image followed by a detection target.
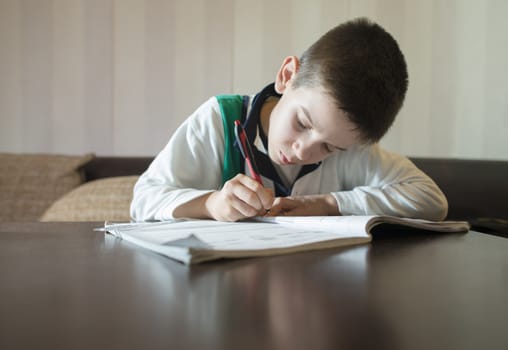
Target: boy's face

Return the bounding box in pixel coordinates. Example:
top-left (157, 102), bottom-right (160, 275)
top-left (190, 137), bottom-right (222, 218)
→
top-left (265, 83), bottom-right (361, 166)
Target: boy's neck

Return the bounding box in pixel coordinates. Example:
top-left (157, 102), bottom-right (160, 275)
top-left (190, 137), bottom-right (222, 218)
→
top-left (259, 96), bottom-right (279, 137)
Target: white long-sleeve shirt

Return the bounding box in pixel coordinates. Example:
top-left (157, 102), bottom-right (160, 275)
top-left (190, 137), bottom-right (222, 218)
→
top-left (131, 96), bottom-right (448, 221)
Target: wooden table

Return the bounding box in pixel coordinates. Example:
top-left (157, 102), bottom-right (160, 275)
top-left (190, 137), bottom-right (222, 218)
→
top-left (0, 222), bottom-right (507, 350)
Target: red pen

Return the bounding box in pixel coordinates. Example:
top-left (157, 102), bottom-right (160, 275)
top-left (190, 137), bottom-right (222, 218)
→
top-left (234, 120), bottom-right (263, 184)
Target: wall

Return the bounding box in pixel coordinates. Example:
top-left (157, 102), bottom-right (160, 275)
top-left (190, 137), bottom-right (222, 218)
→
top-left (0, 0), bottom-right (507, 159)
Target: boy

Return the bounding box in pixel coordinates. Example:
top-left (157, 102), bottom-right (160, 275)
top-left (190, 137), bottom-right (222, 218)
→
top-left (130, 18), bottom-right (448, 222)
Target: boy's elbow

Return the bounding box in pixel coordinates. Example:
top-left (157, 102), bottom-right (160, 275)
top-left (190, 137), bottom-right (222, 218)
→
top-left (129, 199), bottom-right (142, 222)
top-left (130, 193), bottom-right (169, 222)
top-left (436, 196), bottom-right (448, 221)
top-left (427, 200), bottom-right (448, 221)
top-left (129, 194), bottom-right (154, 222)
top-left (419, 191), bottom-right (448, 221)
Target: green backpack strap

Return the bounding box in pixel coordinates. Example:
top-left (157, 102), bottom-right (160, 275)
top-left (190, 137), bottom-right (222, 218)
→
top-left (216, 94), bottom-right (245, 185)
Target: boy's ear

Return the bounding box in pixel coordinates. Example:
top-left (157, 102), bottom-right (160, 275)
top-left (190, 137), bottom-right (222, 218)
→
top-left (275, 56), bottom-right (300, 94)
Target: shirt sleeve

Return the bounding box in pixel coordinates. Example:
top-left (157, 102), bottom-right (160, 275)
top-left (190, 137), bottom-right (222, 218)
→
top-left (130, 97), bottom-right (226, 221)
top-left (331, 144), bottom-right (449, 221)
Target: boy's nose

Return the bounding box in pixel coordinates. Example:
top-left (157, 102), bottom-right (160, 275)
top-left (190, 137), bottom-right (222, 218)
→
top-left (293, 140), bottom-right (315, 162)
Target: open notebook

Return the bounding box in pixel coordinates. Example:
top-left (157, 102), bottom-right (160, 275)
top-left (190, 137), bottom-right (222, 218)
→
top-left (103, 216), bottom-right (470, 265)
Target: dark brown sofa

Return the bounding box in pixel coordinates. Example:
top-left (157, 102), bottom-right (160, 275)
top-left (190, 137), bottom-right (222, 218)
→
top-left (1, 153), bottom-right (506, 237)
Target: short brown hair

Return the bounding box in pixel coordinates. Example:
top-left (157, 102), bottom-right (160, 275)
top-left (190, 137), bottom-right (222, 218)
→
top-left (292, 18), bottom-right (408, 143)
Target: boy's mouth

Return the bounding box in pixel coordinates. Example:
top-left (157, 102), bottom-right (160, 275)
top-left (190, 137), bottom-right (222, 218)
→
top-left (280, 151), bottom-right (294, 165)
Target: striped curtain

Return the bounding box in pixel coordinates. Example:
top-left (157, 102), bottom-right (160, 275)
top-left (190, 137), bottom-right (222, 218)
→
top-left (0, 0), bottom-right (507, 159)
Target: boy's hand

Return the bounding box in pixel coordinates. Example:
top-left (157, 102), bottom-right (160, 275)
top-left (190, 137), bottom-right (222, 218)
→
top-left (205, 174), bottom-right (274, 222)
top-left (269, 194), bottom-right (340, 217)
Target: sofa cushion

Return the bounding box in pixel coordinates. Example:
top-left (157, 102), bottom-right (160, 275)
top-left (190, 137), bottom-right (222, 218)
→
top-left (40, 176), bottom-right (138, 222)
top-left (0, 153), bottom-right (94, 222)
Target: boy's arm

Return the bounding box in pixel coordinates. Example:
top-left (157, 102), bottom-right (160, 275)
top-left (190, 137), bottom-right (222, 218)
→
top-left (332, 144), bottom-right (448, 221)
top-left (130, 98), bottom-right (224, 221)
top-left (270, 144), bottom-right (448, 221)
top-left (129, 97), bottom-right (274, 222)
top-left (270, 194), bottom-right (340, 216)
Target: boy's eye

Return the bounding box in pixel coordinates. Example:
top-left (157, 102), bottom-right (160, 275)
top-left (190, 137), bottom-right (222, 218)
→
top-left (323, 144), bottom-right (334, 153)
top-left (296, 118), bottom-right (310, 130)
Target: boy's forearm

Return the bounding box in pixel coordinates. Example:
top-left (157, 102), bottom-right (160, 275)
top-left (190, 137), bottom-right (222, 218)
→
top-left (323, 194), bottom-right (341, 215)
top-left (172, 192), bottom-right (215, 219)
top-left (271, 194), bottom-right (341, 216)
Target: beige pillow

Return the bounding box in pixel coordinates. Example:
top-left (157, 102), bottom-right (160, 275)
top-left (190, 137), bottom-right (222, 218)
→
top-left (0, 153), bottom-right (94, 222)
top-left (40, 176), bottom-right (138, 222)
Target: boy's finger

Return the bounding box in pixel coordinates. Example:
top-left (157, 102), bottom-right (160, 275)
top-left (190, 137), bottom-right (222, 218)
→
top-left (237, 174), bottom-right (263, 191)
top-left (237, 174), bottom-right (273, 210)
top-left (258, 188), bottom-right (274, 210)
top-left (265, 205), bottom-right (280, 216)
top-left (232, 198), bottom-right (259, 218)
top-left (232, 183), bottom-right (264, 212)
